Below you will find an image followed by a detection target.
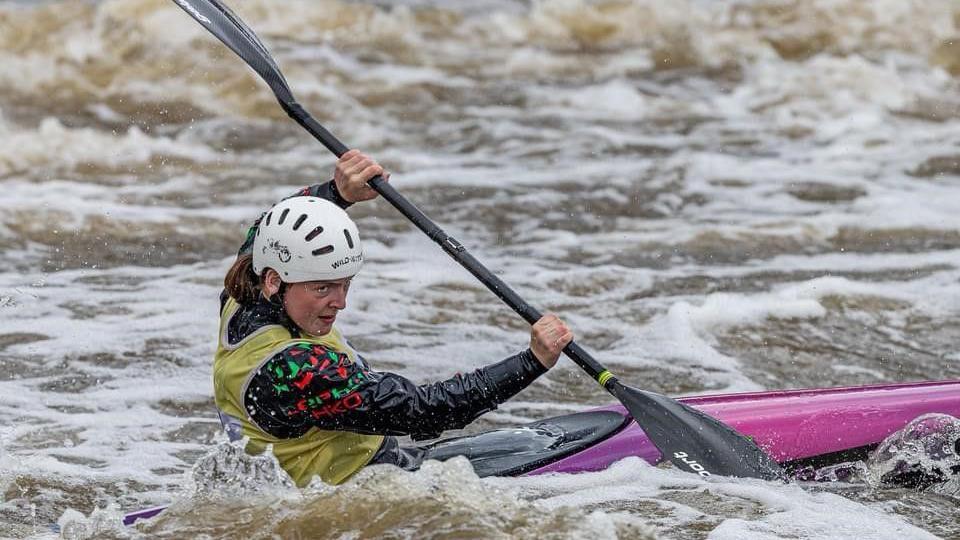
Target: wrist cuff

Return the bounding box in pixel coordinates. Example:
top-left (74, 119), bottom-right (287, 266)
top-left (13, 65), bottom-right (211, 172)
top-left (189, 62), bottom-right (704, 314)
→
top-left (327, 179), bottom-right (353, 209)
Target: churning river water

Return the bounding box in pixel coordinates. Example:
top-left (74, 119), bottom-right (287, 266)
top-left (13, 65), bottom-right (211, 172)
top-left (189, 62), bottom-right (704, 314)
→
top-left (1, 0), bottom-right (959, 538)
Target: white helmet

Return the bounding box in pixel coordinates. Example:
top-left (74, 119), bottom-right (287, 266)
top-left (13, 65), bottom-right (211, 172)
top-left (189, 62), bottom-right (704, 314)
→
top-left (252, 196), bottom-right (363, 282)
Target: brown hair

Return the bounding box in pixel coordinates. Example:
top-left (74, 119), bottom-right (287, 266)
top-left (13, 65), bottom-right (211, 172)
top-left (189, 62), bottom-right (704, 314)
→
top-left (224, 254), bottom-right (261, 305)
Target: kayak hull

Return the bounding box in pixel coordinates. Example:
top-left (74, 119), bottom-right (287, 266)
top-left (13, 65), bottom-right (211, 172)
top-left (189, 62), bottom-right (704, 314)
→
top-left (530, 380), bottom-right (960, 475)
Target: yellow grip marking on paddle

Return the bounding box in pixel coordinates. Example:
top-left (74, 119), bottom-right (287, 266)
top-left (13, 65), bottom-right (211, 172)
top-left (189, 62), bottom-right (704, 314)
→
top-left (597, 370), bottom-right (613, 386)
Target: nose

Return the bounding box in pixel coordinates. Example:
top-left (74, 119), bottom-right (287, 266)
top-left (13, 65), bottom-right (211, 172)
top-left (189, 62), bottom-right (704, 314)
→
top-left (329, 284), bottom-right (348, 310)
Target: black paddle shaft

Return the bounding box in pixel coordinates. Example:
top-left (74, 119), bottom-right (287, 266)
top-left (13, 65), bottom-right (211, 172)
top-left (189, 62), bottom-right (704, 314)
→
top-left (172, 0), bottom-right (786, 481)
top-left (285, 103), bottom-right (784, 481)
top-left (284, 104), bottom-right (611, 383)
top-left (167, 0), bottom-right (607, 383)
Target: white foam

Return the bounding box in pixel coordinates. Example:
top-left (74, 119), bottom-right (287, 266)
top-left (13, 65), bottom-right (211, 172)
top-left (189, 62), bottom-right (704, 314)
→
top-left (492, 458), bottom-right (936, 539)
top-left (0, 118), bottom-right (219, 177)
top-left (526, 80), bottom-right (651, 120)
top-left (1, 0), bottom-right (959, 536)
top-left (707, 483), bottom-right (938, 539)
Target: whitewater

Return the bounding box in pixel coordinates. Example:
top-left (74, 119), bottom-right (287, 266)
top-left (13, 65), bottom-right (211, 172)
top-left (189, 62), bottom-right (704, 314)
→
top-left (1, 0), bottom-right (959, 537)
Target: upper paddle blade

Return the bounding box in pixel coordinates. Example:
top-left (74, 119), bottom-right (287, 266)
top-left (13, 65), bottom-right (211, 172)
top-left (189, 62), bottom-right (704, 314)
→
top-left (171, 0), bottom-right (295, 103)
top-left (609, 381), bottom-right (786, 480)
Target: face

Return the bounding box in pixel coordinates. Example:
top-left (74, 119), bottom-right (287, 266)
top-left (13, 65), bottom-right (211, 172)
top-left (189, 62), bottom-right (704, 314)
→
top-left (280, 277), bottom-right (352, 336)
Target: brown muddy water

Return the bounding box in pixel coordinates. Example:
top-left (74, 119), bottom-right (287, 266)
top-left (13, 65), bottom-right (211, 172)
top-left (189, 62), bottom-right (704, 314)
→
top-left (1, 0), bottom-right (960, 538)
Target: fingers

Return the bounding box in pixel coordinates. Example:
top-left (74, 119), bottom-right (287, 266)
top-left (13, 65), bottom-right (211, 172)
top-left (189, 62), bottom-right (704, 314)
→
top-left (358, 163), bottom-right (384, 182)
top-left (556, 328), bottom-right (574, 349)
top-left (340, 154), bottom-right (381, 178)
top-left (534, 315), bottom-right (571, 347)
top-left (529, 314), bottom-right (573, 369)
top-left (334, 150), bottom-right (389, 203)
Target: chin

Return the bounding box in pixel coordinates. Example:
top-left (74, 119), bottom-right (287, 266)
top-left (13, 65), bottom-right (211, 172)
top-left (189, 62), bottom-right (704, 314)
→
top-left (310, 322), bottom-right (334, 336)
top-left (296, 315), bottom-right (335, 336)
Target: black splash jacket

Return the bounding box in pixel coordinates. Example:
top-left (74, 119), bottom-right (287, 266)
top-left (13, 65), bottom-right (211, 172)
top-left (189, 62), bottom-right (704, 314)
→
top-left (243, 332), bottom-right (546, 441)
top-left (230, 181), bottom-right (547, 462)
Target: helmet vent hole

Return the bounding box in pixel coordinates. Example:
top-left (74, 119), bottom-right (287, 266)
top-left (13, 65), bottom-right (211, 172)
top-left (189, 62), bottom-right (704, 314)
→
top-left (278, 208), bottom-right (290, 225)
top-left (265, 212), bottom-right (273, 226)
top-left (292, 214), bottom-right (308, 231)
top-left (312, 245), bottom-right (334, 256)
top-left (305, 226), bottom-right (324, 242)
top-left (343, 229), bottom-right (355, 249)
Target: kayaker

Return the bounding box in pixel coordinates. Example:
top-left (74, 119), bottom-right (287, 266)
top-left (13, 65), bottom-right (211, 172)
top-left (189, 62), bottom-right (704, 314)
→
top-left (214, 150), bottom-right (574, 487)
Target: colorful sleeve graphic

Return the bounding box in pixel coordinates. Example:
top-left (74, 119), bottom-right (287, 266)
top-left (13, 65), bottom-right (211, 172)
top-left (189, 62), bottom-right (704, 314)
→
top-left (244, 342), bottom-right (367, 438)
top-left (243, 344), bottom-right (547, 440)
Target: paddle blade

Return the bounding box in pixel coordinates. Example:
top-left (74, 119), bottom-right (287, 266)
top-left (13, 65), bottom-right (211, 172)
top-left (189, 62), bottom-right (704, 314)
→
top-left (609, 381), bottom-right (786, 481)
top-left (171, 0), bottom-right (294, 103)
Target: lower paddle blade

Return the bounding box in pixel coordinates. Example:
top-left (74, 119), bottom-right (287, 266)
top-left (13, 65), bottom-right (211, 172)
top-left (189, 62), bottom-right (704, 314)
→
top-left (609, 381), bottom-right (786, 481)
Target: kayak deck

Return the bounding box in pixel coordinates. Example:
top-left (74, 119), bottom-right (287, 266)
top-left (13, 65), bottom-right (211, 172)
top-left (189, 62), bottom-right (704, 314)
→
top-left (423, 410), bottom-right (629, 477)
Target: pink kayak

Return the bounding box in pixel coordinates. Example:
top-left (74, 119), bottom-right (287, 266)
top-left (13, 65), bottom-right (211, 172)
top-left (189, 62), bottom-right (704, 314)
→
top-left (531, 380), bottom-right (960, 475)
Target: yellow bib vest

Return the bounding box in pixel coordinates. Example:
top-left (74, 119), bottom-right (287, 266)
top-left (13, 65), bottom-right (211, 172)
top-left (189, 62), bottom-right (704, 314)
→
top-left (213, 297), bottom-right (384, 486)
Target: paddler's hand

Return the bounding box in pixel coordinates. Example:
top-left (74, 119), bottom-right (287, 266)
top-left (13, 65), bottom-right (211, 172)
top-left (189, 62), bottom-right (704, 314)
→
top-left (334, 149), bottom-right (390, 203)
top-left (530, 314), bottom-right (573, 369)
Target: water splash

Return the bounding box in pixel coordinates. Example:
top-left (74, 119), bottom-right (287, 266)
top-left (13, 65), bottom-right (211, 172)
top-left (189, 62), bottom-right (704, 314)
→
top-left (183, 435), bottom-right (297, 498)
top-left (51, 437), bottom-right (296, 539)
top-left (798, 413), bottom-right (960, 495)
top-left (56, 505), bottom-right (126, 540)
top-left (130, 455), bottom-right (651, 538)
top-left (866, 413), bottom-right (960, 492)
top-left (795, 460), bottom-right (870, 484)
